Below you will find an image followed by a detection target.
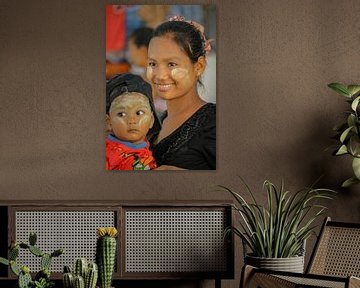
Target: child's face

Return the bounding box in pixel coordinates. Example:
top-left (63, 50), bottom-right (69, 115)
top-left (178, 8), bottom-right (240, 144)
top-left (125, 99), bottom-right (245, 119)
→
top-left (107, 92), bottom-right (154, 144)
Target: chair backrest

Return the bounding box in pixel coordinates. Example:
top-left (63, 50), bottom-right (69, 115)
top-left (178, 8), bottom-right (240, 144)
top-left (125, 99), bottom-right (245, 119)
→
top-left (307, 217), bottom-right (360, 277)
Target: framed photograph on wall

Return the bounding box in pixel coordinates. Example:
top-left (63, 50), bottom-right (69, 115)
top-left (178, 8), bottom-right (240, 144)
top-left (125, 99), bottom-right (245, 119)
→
top-left (105, 4), bottom-right (216, 171)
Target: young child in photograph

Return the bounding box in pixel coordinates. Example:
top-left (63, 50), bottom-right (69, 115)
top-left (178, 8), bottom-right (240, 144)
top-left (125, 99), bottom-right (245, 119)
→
top-left (106, 73), bottom-right (161, 170)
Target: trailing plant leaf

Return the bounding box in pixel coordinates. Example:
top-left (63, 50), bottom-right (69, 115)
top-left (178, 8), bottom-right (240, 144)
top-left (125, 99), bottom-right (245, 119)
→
top-left (342, 177), bottom-right (360, 188)
top-left (340, 126), bottom-right (353, 143)
top-left (329, 82), bottom-right (360, 186)
top-left (328, 83), bottom-right (351, 97)
top-left (336, 144), bottom-right (348, 155)
top-left (347, 85), bottom-right (360, 97)
top-left (352, 157), bottom-right (360, 179)
top-left (351, 96), bottom-right (360, 111)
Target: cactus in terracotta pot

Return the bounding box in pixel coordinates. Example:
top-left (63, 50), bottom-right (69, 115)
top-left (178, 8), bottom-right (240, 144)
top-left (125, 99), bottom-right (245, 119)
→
top-left (96, 227), bottom-right (118, 288)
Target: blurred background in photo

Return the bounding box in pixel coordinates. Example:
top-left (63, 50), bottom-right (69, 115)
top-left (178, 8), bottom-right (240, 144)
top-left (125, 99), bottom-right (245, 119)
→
top-left (106, 4), bottom-right (217, 114)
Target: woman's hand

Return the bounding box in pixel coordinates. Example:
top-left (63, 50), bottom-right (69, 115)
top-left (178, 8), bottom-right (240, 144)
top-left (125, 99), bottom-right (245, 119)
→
top-left (154, 165), bottom-right (186, 170)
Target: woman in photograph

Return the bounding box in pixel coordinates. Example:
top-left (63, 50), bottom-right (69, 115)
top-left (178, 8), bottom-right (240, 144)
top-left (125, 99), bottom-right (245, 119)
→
top-left (147, 17), bottom-right (216, 170)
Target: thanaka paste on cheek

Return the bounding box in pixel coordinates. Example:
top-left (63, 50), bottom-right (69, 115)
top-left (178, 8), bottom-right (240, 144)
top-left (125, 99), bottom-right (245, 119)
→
top-left (138, 114), bottom-right (153, 128)
top-left (146, 67), bottom-right (153, 81)
top-left (171, 68), bottom-right (191, 83)
top-left (109, 93), bottom-right (153, 142)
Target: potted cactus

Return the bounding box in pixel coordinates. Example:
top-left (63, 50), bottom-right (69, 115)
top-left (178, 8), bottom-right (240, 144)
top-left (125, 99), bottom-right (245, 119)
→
top-left (96, 227), bottom-right (118, 288)
top-left (62, 258), bottom-right (98, 288)
top-left (328, 82), bottom-right (360, 187)
top-left (0, 232), bottom-right (64, 288)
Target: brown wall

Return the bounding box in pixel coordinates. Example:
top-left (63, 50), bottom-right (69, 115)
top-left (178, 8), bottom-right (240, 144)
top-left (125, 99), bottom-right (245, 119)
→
top-left (1, 0), bottom-right (360, 287)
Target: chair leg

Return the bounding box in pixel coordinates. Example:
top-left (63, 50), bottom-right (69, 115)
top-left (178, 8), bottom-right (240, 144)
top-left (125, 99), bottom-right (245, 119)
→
top-left (240, 265), bottom-right (254, 288)
top-left (215, 278), bottom-right (221, 288)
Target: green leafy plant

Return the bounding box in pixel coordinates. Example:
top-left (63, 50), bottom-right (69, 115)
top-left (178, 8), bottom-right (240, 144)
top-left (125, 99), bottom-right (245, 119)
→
top-left (328, 82), bottom-right (360, 187)
top-left (0, 232), bottom-right (63, 288)
top-left (220, 179), bottom-right (335, 258)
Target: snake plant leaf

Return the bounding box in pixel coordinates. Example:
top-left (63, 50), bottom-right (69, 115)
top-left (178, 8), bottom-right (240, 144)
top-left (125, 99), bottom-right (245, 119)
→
top-left (328, 83), bottom-right (351, 97)
top-left (347, 85), bottom-right (360, 97)
top-left (342, 177), bottom-right (360, 188)
top-left (222, 180), bottom-right (335, 258)
top-left (336, 144), bottom-right (348, 155)
top-left (352, 157), bottom-right (360, 180)
top-left (340, 126), bottom-right (353, 143)
top-left (351, 96), bottom-right (360, 111)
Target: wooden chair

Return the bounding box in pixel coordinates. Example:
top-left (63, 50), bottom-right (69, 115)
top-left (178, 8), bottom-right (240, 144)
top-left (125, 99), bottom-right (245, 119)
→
top-left (241, 217), bottom-right (360, 288)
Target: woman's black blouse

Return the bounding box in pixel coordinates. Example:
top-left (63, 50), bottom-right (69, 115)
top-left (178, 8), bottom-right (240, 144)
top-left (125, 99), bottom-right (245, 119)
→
top-left (150, 103), bottom-right (216, 170)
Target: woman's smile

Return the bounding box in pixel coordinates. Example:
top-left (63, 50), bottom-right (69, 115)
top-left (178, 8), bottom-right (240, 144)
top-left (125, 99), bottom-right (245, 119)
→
top-left (155, 83), bottom-right (174, 92)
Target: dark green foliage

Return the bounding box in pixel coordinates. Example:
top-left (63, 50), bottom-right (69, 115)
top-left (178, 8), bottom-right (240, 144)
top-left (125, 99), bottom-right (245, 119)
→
top-left (50, 249), bottom-right (63, 258)
top-left (63, 265), bottom-right (72, 273)
top-left (85, 263), bottom-right (98, 288)
top-left (0, 232), bottom-right (63, 288)
top-left (29, 233), bottom-right (37, 246)
top-left (35, 268), bottom-right (50, 282)
top-left (63, 259), bottom-right (98, 288)
top-left (74, 275), bottom-right (85, 288)
top-left (74, 258), bottom-right (87, 279)
top-left (221, 178), bottom-right (335, 258)
top-left (29, 246), bottom-right (44, 257)
top-left (63, 272), bottom-right (74, 288)
top-left (19, 243), bottom-right (30, 249)
top-left (40, 254), bottom-right (52, 270)
top-left (328, 82), bottom-right (360, 187)
top-left (10, 260), bottom-right (20, 276)
top-left (9, 247), bottom-right (19, 260)
top-left (18, 270), bottom-right (32, 288)
top-left (32, 277), bottom-right (55, 288)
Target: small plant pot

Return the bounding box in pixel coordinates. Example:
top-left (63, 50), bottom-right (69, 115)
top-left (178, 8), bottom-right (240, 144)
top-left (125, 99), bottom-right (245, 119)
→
top-left (245, 254), bottom-right (305, 273)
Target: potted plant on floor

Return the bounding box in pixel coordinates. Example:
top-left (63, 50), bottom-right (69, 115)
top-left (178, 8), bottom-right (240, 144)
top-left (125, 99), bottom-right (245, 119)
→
top-left (220, 179), bottom-right (335, 273)
top-left (328, 82), bottom-right (360, 187)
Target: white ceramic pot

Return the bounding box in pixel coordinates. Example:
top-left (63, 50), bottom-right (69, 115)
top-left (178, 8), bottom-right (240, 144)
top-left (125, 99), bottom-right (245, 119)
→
top-left (245, 254), bottom-right (305, 273)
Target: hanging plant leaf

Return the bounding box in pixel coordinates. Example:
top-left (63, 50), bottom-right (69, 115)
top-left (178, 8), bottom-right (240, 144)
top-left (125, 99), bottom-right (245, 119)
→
top-left (342, 177), bottom-right (360, 188)
top-left (352, 157), bottom-right (360, 180)
top-left (351, 96), bottom-right (360, 111)
top-left (347, 114), bottom-right (356, 128)
top-left (348, 135), bottom-right (360, 157)
top-left (328, 83), bottom-right (351, 97)
top-left (347, 85), bottom-right (360, 97)
top-left (340, 126), bottom-right (353, 143)
top-left (336, 145), bottom-right (348, 155)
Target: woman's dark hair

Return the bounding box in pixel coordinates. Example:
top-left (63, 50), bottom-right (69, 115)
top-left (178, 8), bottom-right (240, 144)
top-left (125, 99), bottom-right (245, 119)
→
top-left (153, 20), bottom-right (206, 63)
